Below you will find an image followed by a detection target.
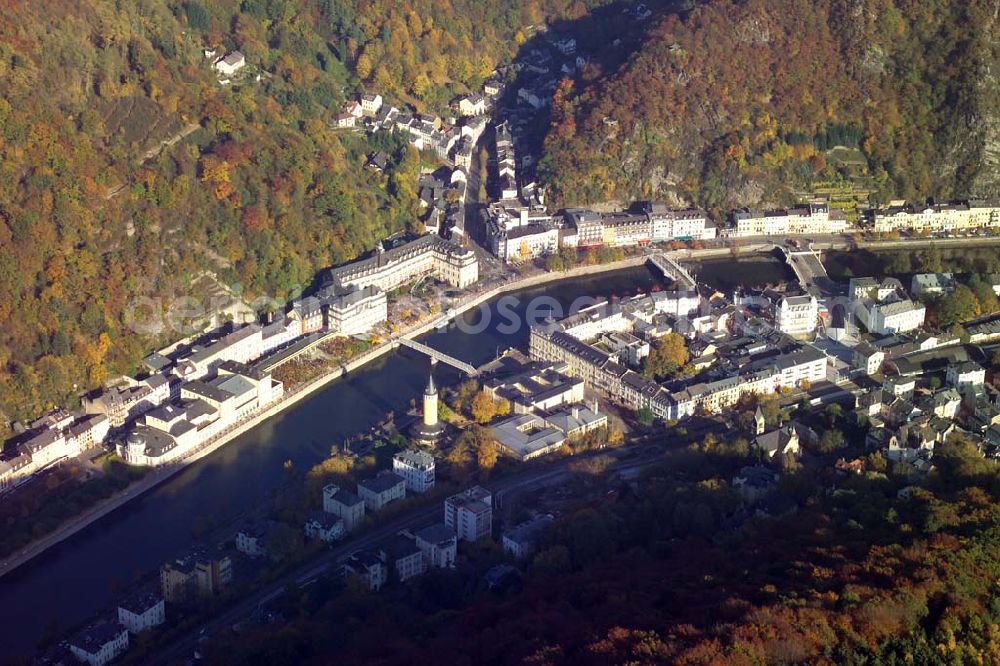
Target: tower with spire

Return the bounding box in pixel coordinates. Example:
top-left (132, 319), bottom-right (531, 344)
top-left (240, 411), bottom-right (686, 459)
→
top-left (411, 365), bottom-right (446, 444)
top-left (754, 405), bottom-right (766, 436)
top-left (423, 373), bottom-right (438, 428)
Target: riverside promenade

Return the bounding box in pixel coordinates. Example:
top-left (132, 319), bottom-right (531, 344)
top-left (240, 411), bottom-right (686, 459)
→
top-left (0, 254), bottom-right (650, 579)
top-left (4, 233), bottom-right (998, 577)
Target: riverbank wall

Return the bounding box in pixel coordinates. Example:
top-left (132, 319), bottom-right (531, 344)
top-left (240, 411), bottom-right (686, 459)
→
top-left (0, 255), bottom-right (653, 578)
top-left (6, 233), bottom-right (996, 576)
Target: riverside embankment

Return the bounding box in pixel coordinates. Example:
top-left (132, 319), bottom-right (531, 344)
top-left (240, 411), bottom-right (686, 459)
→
top-left (0, 254), bottom-right (654, 583)
top-left (0, 264), bottom-right (665, 658)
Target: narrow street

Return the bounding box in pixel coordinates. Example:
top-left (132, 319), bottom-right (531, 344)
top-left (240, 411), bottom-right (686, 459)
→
top-left (460, 123), bottom-right (506, 280)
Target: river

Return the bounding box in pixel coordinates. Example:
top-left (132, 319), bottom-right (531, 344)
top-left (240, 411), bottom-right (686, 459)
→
top-left (0, 266), bottom-right (672, 658)
top-left (693, 255), bottom-right (793, 292)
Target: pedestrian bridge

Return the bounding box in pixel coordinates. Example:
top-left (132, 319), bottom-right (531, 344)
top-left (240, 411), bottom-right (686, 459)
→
top-left (647, 253), bottom-right (697, 289)
top-left (397, 337), bottom-right (479, 376)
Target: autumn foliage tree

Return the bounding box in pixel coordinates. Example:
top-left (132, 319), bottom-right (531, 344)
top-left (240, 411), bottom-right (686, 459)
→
top-left (470, 390), bottom-right (498, 424)
top-left (642, 332), bottom-right (689, 379)
top-left (0, 0), bottom-right (600, 434)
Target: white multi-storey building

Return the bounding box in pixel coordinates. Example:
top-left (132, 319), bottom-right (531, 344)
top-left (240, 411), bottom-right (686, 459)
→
top-left (357, 471), bottom-right (406, 512)
top-left (414, 523), bottom-right (457, 568)
top-left (360, 92), bottom-right (383, 116)
top-left (492, 224), bottom-right (560, 262)
top-left (946, 361), bottom-right (986, 390)
top-left (444, 487), bottom-right (493, 542)
top-left (600, 212), bottom-right (652, 247)
top-left (530, 298), bottom-right (828, 423)
top-left (776, 295), bottom-right (818, 338)
top-left (848, 277), bottom-right (904, 303)
top-left (261, 317), bottom-right (301, 354)
top-left (118, 363), bottom-right (282, 467)
top-left (83, 374), bottom-right (170, 427)
top-left (870, 200), bottom-right (1000, 233)
top-left (728, 203), bottom-right (847, 237)
top-left (853, 342), bottom-right (885, 376)
top-left (304, 510), bottom-right (345, 543)
top-left (563, 208), bottom-right (605, 248)
top-left (344, 551), bottom-right (387, 591)
top-left (323, 484), bottom-right (365, 531)
top-left (858, 299), bottom-right (926, 335)
top-left (392, 450), bottom-right (436, 494)
top-left (378, 535), bottom-right (426, 582)
top-left (117, 591), bottom-right (165, 634)
top-left (324, 285), bottom-right (387, 335)
top-left (640, 203), bottom-right (716, 241)
top-left (1, 411), bottom-right (112, 494)
top-left (325, 235), bottom-right (478, 291)
top-left (68, 622), bottom-right (129, 666)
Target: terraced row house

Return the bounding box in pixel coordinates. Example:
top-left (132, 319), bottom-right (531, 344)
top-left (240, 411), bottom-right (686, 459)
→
top-left (869, 200), bottom-right (1000, 234)
top-left (529, 292), bottom-right (827, 422)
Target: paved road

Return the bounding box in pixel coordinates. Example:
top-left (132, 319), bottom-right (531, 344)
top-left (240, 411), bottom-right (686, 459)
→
top-left (463, 126), bottom-right (506, 278)
top-left (150, 448), bottom-right (665, 665)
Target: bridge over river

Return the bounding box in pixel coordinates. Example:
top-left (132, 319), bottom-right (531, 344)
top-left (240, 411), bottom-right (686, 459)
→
top-left (646, 253), bottom-right (697, 289)
top-left (778, 247), bottom-right (838, 297)
top-left (397, 337), bottom-right (479, 376)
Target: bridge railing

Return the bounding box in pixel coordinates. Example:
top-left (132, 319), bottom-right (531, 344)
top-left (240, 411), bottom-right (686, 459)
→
top-left (397, 338), bottom-right (478, 376)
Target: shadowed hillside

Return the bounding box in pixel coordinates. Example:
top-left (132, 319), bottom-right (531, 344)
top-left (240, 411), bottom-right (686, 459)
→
top-left (0, 0), bottom-right (608, 430)
top-left (539, 0), bottom-right (1000, 213)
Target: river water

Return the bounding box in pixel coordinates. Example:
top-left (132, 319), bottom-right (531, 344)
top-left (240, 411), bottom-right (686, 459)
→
top-left (0, 266), bottom-right (679, 657)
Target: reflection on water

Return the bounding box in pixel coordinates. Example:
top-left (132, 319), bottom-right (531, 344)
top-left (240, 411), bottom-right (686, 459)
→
top-left (0, 266), bottom-right (663, 657)
top-left (693, 256), bottom-right (794, 292)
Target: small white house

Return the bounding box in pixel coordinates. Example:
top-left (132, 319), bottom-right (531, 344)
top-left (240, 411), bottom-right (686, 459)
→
top-left (732, 466), bottom-right (779, 505)
top-left (69, 622), bottom-right (129, 666)
top-left (304, 510), bottom-right (345, 543)
top-left (345, 100), bottom-right (364, 118)
top-left (911, 273), bottom-right (956, 297)
top-left (117, 590), bottom-right (165, 634)
top-left (236, 523), bottom-right (268, 558)
top-left (333, 113), bottom-right (355, 129)
top-left (214, 51), bottom-right (246, 76)
top-left (361, 93), bottom-right (383, 116)
top-left (502, 515), bottom-right (554, 559)
top-left (989, 274), bottom-right (1000, 296)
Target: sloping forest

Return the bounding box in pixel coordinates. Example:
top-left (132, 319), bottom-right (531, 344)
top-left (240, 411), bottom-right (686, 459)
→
top-left (0, 0), bottom-right (602, 431)
top-left (5, 0), bottom-right (1000, 434)
top-left (201, 434), bottom-right (1000, 665)
top-left (540, 0), bottom-right (1000, 211)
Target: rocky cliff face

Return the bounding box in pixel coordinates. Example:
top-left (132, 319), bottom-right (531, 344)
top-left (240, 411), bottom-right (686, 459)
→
top-left (968, 7), bottom-right (1000, 197)
top-left (540, 0), bottom-right (1000, 210)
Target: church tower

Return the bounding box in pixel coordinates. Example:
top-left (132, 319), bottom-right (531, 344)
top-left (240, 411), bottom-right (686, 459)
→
top-left (754, 406), bottom-right (766, 436)
top-left (423, 373), bottom-right (438, 427)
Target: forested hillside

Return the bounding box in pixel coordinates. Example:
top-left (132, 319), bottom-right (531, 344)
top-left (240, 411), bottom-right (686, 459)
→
top-left (0, 0), bottom-right (602, 430)
top-left (202, 434), bottom-right (1000, 665)
top-left (540, 0), bottom-right (1000, 211)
